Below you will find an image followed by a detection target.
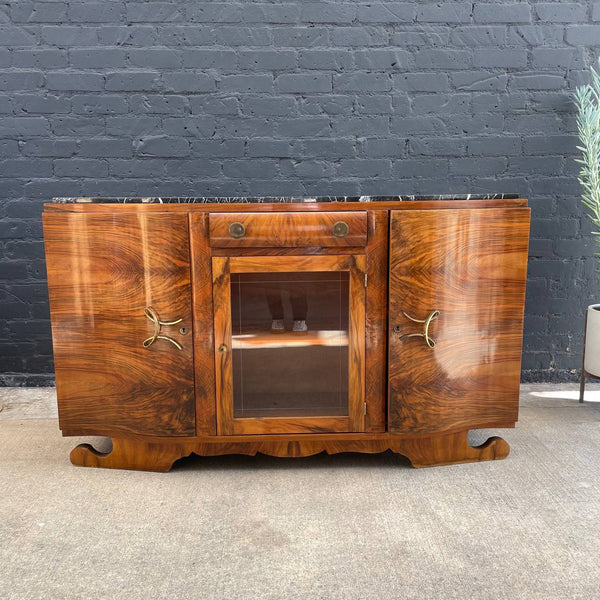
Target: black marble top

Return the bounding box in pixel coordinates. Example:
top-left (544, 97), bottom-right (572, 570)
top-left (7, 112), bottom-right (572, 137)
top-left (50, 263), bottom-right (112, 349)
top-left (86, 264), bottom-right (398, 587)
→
top-left (52, 194), bottom-right (519, 204)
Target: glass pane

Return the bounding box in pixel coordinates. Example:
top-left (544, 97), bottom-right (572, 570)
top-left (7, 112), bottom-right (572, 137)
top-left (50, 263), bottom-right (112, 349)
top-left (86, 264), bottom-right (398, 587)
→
top-left (231, 271), bottom-right (349, 419)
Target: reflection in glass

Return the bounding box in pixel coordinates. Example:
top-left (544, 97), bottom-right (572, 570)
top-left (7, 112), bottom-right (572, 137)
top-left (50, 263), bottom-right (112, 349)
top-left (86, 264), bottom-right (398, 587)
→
top-left (231, 272), bottom-right (349, 418)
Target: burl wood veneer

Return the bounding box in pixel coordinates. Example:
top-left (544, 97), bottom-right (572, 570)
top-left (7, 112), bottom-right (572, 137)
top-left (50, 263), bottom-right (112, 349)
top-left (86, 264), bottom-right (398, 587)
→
top-left (388, 208), bottom-right (530, 435)
top-left (43, 199), bottom-right (530, 471)
top-left (43, 213), bottom-right (195, 437)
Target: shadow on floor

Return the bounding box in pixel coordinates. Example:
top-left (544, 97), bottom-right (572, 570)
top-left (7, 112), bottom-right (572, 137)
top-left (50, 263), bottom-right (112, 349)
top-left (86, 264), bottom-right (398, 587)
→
top-left (171, 449), bottom-right (414, 472)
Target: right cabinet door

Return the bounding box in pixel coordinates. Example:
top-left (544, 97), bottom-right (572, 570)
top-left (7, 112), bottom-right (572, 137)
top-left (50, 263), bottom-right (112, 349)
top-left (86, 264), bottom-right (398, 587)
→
top-left (388, 207), bottom-right (530, 435)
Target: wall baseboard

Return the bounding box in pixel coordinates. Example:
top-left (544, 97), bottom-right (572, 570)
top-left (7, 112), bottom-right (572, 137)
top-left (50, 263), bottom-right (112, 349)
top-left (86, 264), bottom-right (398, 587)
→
top-left (0, 374), bottom-right (56, 387)
top-left (521, 369), bottom-right (581, 383)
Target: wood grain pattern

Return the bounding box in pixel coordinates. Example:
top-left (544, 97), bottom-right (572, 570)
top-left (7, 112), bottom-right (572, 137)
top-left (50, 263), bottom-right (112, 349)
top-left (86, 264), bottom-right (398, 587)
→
top-left (211, 256), bottom-right (235, 435)
top-left (43, 212), bottom-right (195, 437)
top-left (388, 208), bottom-right (530, 435)
top-left (211, 246), bottom-right (371, 257)
top-left (364, 211), bottom-right (388, 432)
top-left (216, 417), bottom-right (360, 436)
top-left (228, 254), bottom-right (356, 273)
top-left (189, 213), bottom-right (216, 435)
top-left (349, 254), bottom-right (366, 431)
top-left (389, 431), bottom-right (510, 467)
top-left (212, 254), bottom-right (366, 435)
top-left (69, 431), bottom-right (510, 471)
top-left (71, 438), bottom-right (183, 472)
top-left (209, 211), bottom-right (367, 247)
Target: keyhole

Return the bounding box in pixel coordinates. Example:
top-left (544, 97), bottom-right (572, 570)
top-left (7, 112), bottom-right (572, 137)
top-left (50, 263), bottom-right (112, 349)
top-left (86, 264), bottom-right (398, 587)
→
top-left (179, 326), bottom-right (189, 335)
top-left (393, 325), bottom-right (402, 333)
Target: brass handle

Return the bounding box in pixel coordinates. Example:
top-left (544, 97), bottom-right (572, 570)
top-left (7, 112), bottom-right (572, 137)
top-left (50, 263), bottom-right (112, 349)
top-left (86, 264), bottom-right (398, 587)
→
top-left (143, 306), bottom-right (183, 350)
top-left (332, 221), bottom-right (349, 238)
top-left (398, 310), bottom-right (440, 349)
top-left (218, 344), bottom-right (228, 353)
top-left (228, 222), bottom-right (245, 238)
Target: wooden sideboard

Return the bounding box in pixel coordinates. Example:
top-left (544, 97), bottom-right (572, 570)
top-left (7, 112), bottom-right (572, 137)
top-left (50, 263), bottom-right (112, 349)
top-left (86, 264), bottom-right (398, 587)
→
top-left (43, 197), bottom-right (530, 471)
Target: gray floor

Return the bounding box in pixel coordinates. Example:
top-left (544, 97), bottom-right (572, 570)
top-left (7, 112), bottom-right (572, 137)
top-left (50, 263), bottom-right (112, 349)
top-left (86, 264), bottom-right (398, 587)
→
top-left (0, 385), bottom-right (599, 600)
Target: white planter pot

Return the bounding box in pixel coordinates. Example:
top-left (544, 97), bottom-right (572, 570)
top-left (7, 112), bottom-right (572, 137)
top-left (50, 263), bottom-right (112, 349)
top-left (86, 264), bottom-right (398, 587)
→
top-left (584, 304), bottom-right (600, 377)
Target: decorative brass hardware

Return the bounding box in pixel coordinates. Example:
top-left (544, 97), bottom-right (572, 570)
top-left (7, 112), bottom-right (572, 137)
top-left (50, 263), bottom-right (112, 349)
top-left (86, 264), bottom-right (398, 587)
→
top-left (228, 222), bottom-right (246, 238)
top-left (143, 306), bottom-right (184, 350)
top-left (179, 326), bottom-right (189, 335)
top-left (398, 310), bottom-right (440, 348)
top-left (332, 221), bottom-right (349, 238)
top-left (218, 344), bottom-right (228, 353)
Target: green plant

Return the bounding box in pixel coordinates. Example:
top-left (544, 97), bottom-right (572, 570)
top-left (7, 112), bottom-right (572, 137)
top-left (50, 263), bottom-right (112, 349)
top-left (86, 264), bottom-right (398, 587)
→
top-left (575, 58), bottom-right (600, 262)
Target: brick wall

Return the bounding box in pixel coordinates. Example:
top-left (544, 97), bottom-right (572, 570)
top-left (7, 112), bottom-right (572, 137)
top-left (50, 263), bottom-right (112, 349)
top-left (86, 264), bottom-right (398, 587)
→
top-left (0, 1), bottom-right (597, 384)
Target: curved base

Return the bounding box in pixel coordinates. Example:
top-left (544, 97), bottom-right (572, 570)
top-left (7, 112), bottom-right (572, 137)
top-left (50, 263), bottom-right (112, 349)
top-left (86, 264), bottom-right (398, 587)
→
top-left (390, 430), bottom-right (509, 468)
top-left (70, 439), bottom-right (187, 472)
top-left (69, 430), bottom-right (510, 472)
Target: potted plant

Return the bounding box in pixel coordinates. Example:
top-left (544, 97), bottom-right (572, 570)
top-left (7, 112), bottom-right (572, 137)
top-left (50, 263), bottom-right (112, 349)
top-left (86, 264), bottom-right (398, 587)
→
top-left (575, 57), bottom-right (600, 401)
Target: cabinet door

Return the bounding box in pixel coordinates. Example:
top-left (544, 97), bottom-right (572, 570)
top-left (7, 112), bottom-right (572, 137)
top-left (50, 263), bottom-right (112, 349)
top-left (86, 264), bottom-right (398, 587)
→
top-left (44, 212), bottom-right (195, 436)
top-left (388, 208), bottom-right (530, 434)
top-left (212, 255), bottom-right (366, 435)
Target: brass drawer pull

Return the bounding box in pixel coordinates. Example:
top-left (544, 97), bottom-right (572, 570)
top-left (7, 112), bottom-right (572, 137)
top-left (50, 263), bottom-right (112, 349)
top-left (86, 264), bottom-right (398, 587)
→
top-left (143, 306), bottom-right (184, 350)
top-left (228, 222), bottom-right (246, 238)
top-left (332, 221), bottom-right (349, 238)
top-left (398, 310), bottom-right (440, 348)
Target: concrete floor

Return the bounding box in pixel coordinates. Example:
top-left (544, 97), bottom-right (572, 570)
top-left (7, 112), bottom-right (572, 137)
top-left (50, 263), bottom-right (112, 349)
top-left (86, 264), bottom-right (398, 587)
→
top-left (0, 384), bottom-right (599, 599)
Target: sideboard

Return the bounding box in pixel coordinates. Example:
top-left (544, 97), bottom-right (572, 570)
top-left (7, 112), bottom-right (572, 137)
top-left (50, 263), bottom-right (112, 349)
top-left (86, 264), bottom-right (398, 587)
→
top-left (43, 195), bottom-right (530, 471)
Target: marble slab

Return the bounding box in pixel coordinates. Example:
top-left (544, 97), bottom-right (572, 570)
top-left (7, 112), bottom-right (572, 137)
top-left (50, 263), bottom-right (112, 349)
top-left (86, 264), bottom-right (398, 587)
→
top-left (52, 194), bottom-right (519, 204)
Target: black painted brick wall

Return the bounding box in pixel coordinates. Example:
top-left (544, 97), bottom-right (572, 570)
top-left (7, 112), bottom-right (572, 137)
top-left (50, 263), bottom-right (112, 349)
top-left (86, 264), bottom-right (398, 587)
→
top-left (0, 1), bottom-right (598, 384)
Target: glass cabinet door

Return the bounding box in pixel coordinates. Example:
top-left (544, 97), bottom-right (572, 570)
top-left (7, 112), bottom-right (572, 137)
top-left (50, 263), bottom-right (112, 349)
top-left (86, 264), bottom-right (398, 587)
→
top-left (212, 255), bottom-right (366, 435)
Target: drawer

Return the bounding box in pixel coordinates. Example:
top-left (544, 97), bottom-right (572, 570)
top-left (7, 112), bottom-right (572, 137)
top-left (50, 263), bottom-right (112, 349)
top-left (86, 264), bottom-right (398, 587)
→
top-left (209, 211), bottom-right (367, 248)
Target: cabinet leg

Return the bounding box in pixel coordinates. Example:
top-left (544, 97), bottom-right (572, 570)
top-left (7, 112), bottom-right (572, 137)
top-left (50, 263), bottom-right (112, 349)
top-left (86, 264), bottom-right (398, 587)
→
top-left (391, 430), bottom-right (510, 468)
top-left (70, 438), bottom-right (187, 472)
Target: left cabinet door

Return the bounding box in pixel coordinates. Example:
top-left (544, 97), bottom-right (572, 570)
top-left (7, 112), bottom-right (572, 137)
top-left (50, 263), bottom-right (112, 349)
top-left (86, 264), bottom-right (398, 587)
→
top-left (44, 212), bottom-right (195, 437)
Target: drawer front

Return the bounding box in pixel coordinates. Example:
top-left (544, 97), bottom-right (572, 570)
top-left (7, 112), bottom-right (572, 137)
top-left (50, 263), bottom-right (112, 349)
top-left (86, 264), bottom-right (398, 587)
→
top-left (209, 211), bottom-right (367, 248)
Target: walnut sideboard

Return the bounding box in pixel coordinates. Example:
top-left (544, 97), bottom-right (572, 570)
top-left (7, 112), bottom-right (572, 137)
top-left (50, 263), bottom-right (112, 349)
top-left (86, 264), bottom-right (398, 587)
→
top-left (43, 195), bottom-right (530, 471)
